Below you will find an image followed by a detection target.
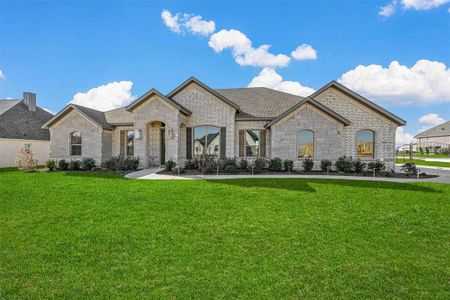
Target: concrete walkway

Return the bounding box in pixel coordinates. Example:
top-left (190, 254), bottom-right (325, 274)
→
top-left (126, 167), bottom-right (450, 184)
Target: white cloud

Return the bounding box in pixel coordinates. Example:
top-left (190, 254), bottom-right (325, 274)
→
top-left (379, 2), bottom-right (397, 16)
top-left (70, 81), bottom-right (134, 111)
top-left (291, 44), bottom-right (317, 61)
top-left (0, 69), bottom-right (4, 79)
top-left (208, 29), bottom-right (291, 68)
top-left (379, 0), bottom-right (450, 17)
top-left (248, 68), bottom-right (315, 96)
top-left (402, 0), bottom-right (450, 10)
top-left (396, 127), bottom-right (416, 145)
top-left (419, 113), bottom-right (445, 131)
top-left (338, 59), bottom-right (450, 106)
top-left (184, 15), bottom-right (215, 36)
top-left (161, 10), bottom-right (181, 33)
top-left (161, 10), bottom-right (215, 36)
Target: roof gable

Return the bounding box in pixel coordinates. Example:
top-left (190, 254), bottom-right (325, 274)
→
top-left (167, 77), bottom-right (240, 111)
top-left (126, 88), bottom-right (192, 115)
top-left (42, 104), bottom-right (112, 129)
top-left (266, 97), bottom-right (351, 128)
top-left (0, 100), bottom-right (21, 116)
top-left (311, 81), bottom-right (406, 126)
top-left (415, 120), bottom-right (450, 138)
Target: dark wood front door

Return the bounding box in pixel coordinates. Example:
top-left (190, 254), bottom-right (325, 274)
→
top-left (160, 128), bottom-right (165, 165)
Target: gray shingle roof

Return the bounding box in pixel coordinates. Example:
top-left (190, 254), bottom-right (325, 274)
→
top-left (104, 107), bottom-right (133, 125)
top-left (0, 100), bottom-right (53, 140)
top-left (71, 104), bottom-right (112, 129)
top-left (215, 87), bottom-right (304, 119)
top-left (0, 100), bottom-right (20, 115)
top-left (414, 120), bottom-right (450, 139)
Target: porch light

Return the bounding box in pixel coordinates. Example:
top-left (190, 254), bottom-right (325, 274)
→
top-left (134, 129), bottom-right (142, 139)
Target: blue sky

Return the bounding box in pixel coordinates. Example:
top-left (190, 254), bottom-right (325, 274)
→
top-left (1, 0), bottom-right (449, 144)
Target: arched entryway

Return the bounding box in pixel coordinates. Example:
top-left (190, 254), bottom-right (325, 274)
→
top-left (147, 121), bottom-right (166, 167)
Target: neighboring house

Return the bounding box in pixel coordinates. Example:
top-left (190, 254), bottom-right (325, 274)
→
top-left (0, 93), bottom-right (54, 167)
top-left (43, 77), bottom-right (406, 170)
top-left (415, 120), bottom-right (450, 153)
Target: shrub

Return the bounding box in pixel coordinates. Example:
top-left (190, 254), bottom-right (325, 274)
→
top-left (401, 163), bottom-right (418, 175)
top-left (425, 147), bottom-right (429, 154)
top-left (320, 159), bottom-right (332, 172)
top-left (248, 158), bottom-right (266, 174)
top-left (123, 157), bottom-right (139, 171)
top-left (164, 159), bottom-right (176, 171)
top-left (302, 158), bottom-right (314, 172)
top-left (103, 156), bottom-right (121, 171)
top-left (367, 160), bottom-right (386, 174)
top-left (45, 159), bottom-right (57, 171)
top-left (58, 159), bottom-right (69, 171)
top-left (202, 159), bottom-right (218, 174)
top-left (185, 159), bottom-right (199, 170)
top-left (218, 158), bottom-right (236, 171)
top-left (16, 148), bottom-right (38, 172)
top-left (172, 165), bottom-right (185, 175)
top-left (283, 159), bottom-right (294, 172)
top-left (224, 165), bottom-right (239, 174)
top-left (335, 156), bottom-right (354, 173)
top-left (269, 157), bottom-right (283, 171)
top-left (239, 159), bottom-right (248, 169)
top-left (81, 158), bottom-right (96, 170)
top-left (353, 159), bottom-right (366, 173)
top-left (68, 160), bottom-right (81, 171)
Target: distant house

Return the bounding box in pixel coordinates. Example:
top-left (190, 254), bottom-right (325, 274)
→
top-left (0, 93), bottom-right (53, 167)
top-left (414, 120), bottom-right (450, 153)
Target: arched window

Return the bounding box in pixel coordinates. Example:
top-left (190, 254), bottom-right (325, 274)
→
top-left (297, 130), bottom-right (314, 158)
top-left (70, 131), bottom-right (82, 156)
top-left (356, 130), bottom-right (374, 157)
top-left (193, 126), bottom-right (220, 156)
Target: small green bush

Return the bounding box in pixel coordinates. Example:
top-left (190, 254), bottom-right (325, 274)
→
top-left (123, 157), bottom-right (139, 171)
top-left (239, 159), bottom-right (248, 169)
top-left (81, 158), bottom-right (96, 170)
top-left (45, 159), bottom-right (57, 171)
top-left (164, 159), bottom-right (176, 171)
top-left (202, 159), bottom-right (218, 174)
top-left (68, 160), bottom-right (81, 171)
top-left (102, 156), bottom-right (139, 171)
top-left (320, 159), bottom-right (332, 172)
top-left (302, 158), bottom-right (314, 172)
top-left (353, 159), bottom-right (366, 173)
top-left (269, 157), bottom-right (283, 171)
top-left (335, 156), bottom-right (354, 173)
top-left (401, 163), bottom-right (418, 175)
top-left (367, 160), bottom-right (386, 174)
top-left (283, 159), bottom-right (294, 172)
top-left (248, 158), bottom-right (266, 174)
top-left (58, 159), bottom-right (69, 171)
top-left (224, 165), bottom-right (239, 174)
top-left (172, 165), bottom-right (185, 175)
top-left (185, 159), bottom-right (199, 170)
top-left (218, 158), bottom-right (236, 171)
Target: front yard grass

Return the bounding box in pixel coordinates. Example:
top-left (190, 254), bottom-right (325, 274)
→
top-left (396, 158), bottom-right (450, 168)
top-left (0, 169), bottom-right (449, 298)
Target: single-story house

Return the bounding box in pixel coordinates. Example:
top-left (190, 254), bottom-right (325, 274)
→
top-left (0, 93), bottom-right (54, 167)
top-left (42, 77), bottom-right (406, 170)
top-left (415, 120), bottom-right (450, 153)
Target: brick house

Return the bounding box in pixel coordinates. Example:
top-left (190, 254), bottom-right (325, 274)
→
top-left (42, 77), bottom-right (406, 170)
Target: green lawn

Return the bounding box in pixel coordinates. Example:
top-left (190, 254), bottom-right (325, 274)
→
top-left (1, 169), bottom-right (449, 298)
top-left (414, 154), bottom-right (450, 159)
top-left (396, 158), bottom-right (450, 168)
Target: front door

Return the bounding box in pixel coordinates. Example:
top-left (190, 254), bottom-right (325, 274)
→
top-left (160, 128), bottom-right (165, 165)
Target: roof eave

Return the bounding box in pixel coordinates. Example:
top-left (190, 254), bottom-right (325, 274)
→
top-left (126, 88), bottom-right (192, 115)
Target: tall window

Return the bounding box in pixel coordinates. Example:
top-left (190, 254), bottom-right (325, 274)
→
top-left (356, 130), bottom-right (374, 157)
top-left (71, 131), bottom-right (82, 156)
top-left (245, 129), bottom-right (260, 157)
top-left (193, 126), bottom-right (220, 156)
top-left (127, 130), bottom-right (134, 156)
top-left (297, 130), bottom-right (314, 158)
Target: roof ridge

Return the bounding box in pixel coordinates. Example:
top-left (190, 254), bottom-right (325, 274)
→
top-left (414, 120), bottom-right (450, 138)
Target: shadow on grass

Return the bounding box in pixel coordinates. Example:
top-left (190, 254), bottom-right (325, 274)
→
top-left (206, 178), bottom-right (441, 194)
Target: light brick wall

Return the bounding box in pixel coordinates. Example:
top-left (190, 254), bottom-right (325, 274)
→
top-left (235, 121), bottom-right (271, 159)
top-left (172, 82), bottom-right (237, 158)
top-left (270, 104), bottom-right (343, 170)
top-left (132, 95), bottom-right (181, 168)
top-left (417, 136), bottom-right (450, 148)
top-left (48, 110), bottom-right (105, 164)
top-left (111, 126), bottom-right (134, 157)
top-left (314, 87), bottom-right (398, 170)
top-left (0, 138), bottom-right (50, 168)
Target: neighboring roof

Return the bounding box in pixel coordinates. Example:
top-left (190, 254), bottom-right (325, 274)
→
top-left (167, 77), bottom-right (240, 111)
top-left (215, 87), bottom-right (304, 119)
top-left (266, 97), bottom-right (351, 128)
top-left (0, 100), bottom-right (54, 140)
top-left (0, 99), bottom-right (21, 115)
top-left (126, 88), bottom-right (192, 115)
top-left (311, 81), bottom-right (406, 126)
top-left (414, 120), bottom-right (450, 139)
top-left (104, 107), bottom-right (133, 125)
top-left (42, 104), bottom-right (112, 129)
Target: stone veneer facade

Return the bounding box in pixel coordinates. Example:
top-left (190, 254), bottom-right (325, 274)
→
top-left (47, 80), bottom-right (402, 171)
